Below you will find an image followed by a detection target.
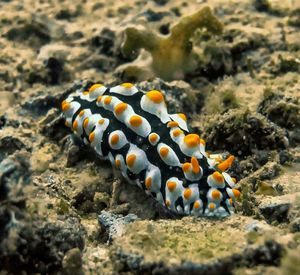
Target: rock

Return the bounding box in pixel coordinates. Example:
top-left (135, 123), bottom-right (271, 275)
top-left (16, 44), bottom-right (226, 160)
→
top-left (244, 219), bottom-right (272, 233)
top-left (203, 88), bottom-right (239, 115)
top-left (237, 161), bottom-right (283, 193)
top-left (5, 17), bottom-right (51, 48)
top-left (26, 43), bottom-right (71, 85)
top-left (90, 28), bottom-right (116, 57)
top-left (0, 92), bottom-right (17, 114)
top-left (30, 143), bottom-right (59, 173)
top-left (288, 9), bottom-right (300, 27)
top-left (159, 23), bottom-right (170, 35)
top-left (111, 249), bottom-right (143, 272)
top-left (0, 115), bottom-right (26, 129)
top-left (0, 151), bottom-right (85, 273)
top-left (68, 164), bottom-right (114, 214)
top-left (98, 210), bottom-right (140, 242)
top-left (257, 90), bottom-right (300, 130)
top-left (62, 248), bottom-right (84, 275)
top-left (229, 30), bottom-right (268, 55)
top-left (0, 151), bottom-right (30, 200)
top-left (56, 199), bottom-right (70, 215)
top-left (0, 115), bottom-right (6, 129)
top-left (0, 215), bottom-right (86, 274)
top-left (45, 57), bottom-right (65, 84)
top-left (289, 217), bottom-right (300, 233)
top-left (94, 192), bottom-right (110, 211)
top-left (242, 240), bottom-right (283, 266)
top-left (37, 217), bottom-right (86, 253)
top-left (280, 246), bottom-right (300, 275)
top-left (203, 109), bottom-right (288, 157)
top-left (200, 44), bottom-right (233, 78)
top-left (79, 54), bottom-right (116, 72)
top-left (152, 0), bottom-right (169, 6)
top-left (256, 162), bottom-right (281, 181)
top-left (109, 217), bottom-right (284, 273)
top-left (274, 54), bottom-right (300, 74)
top-left (55, 6), bottom-right (81, 21)
top-left (38, 43), bottom-right (69, 62)
top-left (257, 90), bottom-right (300, 146)
top-left (288, 196), bottom-right (300, 229)
top-left (253, 0), bottom-right (271, 12)
top-left (72, 184), bottom-right (98, 214)
top-left (22, 94), bottom-right (59, 116)
top-left (278, 150), bottom-right (293, 165)
top-left (66, 30), bottom-right (84, 40)
top-left (40, 109), bottom-right (71, 141)
top-left (141, 9), bottom-right (170, 22)
top-left (253, 0), bottom-right (287, 15)
top-left (66, 141), bottom-right (82, 167)
top-left (259, 202), bottom-right (290, 224)
top-left (0, 135), bottom-right (26, 162)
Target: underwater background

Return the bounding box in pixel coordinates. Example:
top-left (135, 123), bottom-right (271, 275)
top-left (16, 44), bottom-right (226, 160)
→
top-left (0, 0), bottom-right (300, 274)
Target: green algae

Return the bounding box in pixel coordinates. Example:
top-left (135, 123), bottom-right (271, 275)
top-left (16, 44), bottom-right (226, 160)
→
top-left (121, 7), bottom-right (223, 80)
top-left (255, 181), bottom-right (278, 196)
top-left (280, 246), bottom-right (300, 275)
top-left (205, 88), bottom-right (239, 114)
top-left (240, 182), bottom-right (256, 216)
top-left (111, 217), bottom-right (248, 265)
top-left (62, 248), bottom-right (84, 275)
top-left (57, 199), bottom-right (70, 215)
top-left (258, 89), bottom-right (300, 130)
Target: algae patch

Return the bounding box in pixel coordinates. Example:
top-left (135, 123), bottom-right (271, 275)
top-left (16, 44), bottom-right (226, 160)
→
top-left (111, 216), bottom-right (249, 266)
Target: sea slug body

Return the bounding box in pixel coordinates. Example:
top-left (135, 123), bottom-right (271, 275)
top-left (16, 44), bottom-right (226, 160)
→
top-left (61, 82), bottom-right (240, 218)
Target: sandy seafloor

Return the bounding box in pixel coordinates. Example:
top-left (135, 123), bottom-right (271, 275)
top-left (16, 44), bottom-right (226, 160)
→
top-left (0, 0), bottom-right (300, 274)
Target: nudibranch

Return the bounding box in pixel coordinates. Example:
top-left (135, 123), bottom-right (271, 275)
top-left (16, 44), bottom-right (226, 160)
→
top-left (61, 82), bottom-right (240, 217)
